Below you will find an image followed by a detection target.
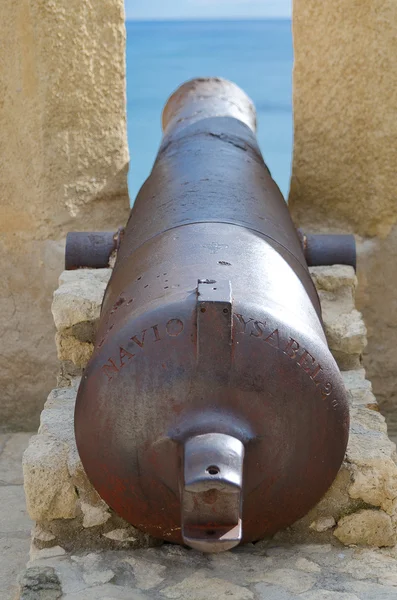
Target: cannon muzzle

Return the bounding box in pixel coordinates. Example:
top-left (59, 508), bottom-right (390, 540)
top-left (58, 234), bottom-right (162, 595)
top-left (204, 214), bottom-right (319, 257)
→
top-left (72, 78), bottom-right (350, 552)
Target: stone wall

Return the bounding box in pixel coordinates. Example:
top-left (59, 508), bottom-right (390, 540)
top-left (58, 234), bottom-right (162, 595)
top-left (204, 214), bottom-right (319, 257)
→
top-left (289, 0), bottom-right (397, 435)
top-left (0, 0), bottom-right (130, 431)
top-left (23, 265), bottom-right (397, 552)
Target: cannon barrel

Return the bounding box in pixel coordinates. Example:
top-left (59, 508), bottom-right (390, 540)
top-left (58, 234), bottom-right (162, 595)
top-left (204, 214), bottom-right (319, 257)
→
top-left (73, 78), bottom-right (350, 553)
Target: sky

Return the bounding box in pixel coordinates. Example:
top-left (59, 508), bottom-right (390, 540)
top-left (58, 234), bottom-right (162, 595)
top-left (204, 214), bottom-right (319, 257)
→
top-left (125, 0), bottom-right (292, 20)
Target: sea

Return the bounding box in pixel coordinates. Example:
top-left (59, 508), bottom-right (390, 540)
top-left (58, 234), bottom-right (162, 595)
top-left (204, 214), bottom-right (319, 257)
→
top-left (126, 19), bottom-right (293, 203)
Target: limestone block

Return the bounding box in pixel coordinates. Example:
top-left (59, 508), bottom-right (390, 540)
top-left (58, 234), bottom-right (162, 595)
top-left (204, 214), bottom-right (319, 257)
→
top-left (334, 510), bottom-right (396, 547)
top-left (52, 270), bottom-right (110, 334)
top-left (346, 418), bottom-right (397, 515)
top-left (309, 266), bottom-right (357, 321)
top-left (23, 435), bottom-right (78, 521)
top-left (309, 266), bottom-right (367, 371)
top-left (309, 266), bottom-right (357, 296)
top-left (323, 311), bottom-right (367, 371)
top-left (55, 333), bottom-right (94, 369)
top-left (52, 269), bottom-right (111, 369)
top-left (341, 370), bottom-right (378, 409)
top-left (0, 0), bottom-right (129, 431)
top-left (58, 269), bottom-right (112, 287)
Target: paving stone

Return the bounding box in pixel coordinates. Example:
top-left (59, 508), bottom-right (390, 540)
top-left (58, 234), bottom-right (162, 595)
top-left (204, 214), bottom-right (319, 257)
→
top-left (254, 584), bottom-right (299, 599)
top-left (0, 433), bottom-right (33, 600)
top-left (0, 433), bottom-right (11, 454)
top-left (124, 556), bottom-right (167, 590)
top-left (19, 543), bottom-right (397, 599)
top-left (0, 485), bottom-right (32, 535)
top-left (160, 570), bottom-right (254, 599)
top-left (344, 580), bottom-right (397, 599)
top-left (295, 557), bottom-right (322, 573)
top-left (18, 566), bottom-right (62, 600)
top-left (0, 536), bottom-right (30, 600)
top-left (63, 584), bottom-right (147, 600)
top-left (300, 591), bottom-right (360, 600)
top-left (254, 568), bottom-right (316, 594)
top-left (30, 545), bottom-right (67, 561)
top-left (23, 434), bottom-right (78, 521)
top-left (0, 433), bottom-right (32, 485)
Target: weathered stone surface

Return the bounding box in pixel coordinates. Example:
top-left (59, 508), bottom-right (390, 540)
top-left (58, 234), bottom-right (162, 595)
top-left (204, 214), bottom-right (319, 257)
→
top-left (104, 528), bottom-right (139, 542)
top-left (0, 433), bottom-right (33, 600)
top-left (341, 370), bottom-right (377, 409)
top-left (253, 568), bottom-right (316, 594)
top-left (309, 517), bottom-right (336, 533)
top-left (309, 266), bottom-right (357, 296)
top-left (58, 269), bottom-right (112, 287)
top-left (80, 501), bottom-right (111, 529)
top-left (355, 229), bottom-right (397, 437)
top-left (324, 310), bottom-right (366, 356)
top-left (52, 270), bottom-right (111, 369)
top-left (290, 2), bottom-right (397, 238)
top-left (295, 557), bottom-right (322, 573)
top-left (309, 267), bottom-right (367, 371)
top-left (291, 3), bottom-right (397, 442)
top-left (301, 592), bottom-right (360, 600)
top-left (334, 510), bottom-right (396, 547)
top-left (0, 432), bottom-right (31, 485)
top-left (124, 556), bottom-right (167, 590)
top-left (30, 546), bottom-right (67, 562)
top-left (52, 271), bottom-right (110, 333)
top-left (161, 571), bottom-right (254, 599)
top-left (23, 435), bottom-right (78, 521)
top-left (71, 553), bottom-right (115, 586)
top-left (22, 543), bottom-right (397, 599)
top-left (55, 334), bottom-right (94, 369)
top-left (33, 525), bottom-right (56, 544)
top-left (1, 1), bottom-right (129, 431)
top-left (18, 566), bottom-right (62, 600)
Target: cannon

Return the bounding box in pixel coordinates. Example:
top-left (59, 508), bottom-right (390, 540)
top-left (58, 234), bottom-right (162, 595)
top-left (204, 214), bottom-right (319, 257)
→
top-left (70, 78), bottom-right (353, 553)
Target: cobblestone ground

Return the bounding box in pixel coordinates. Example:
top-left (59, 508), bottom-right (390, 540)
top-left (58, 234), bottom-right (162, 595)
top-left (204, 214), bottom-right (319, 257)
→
top-left (0, 433), bottom-right (33, 600)
top-left (23, 538), bottom-right (397, 599)
top-left (4, 434), bottom-right (397, 600)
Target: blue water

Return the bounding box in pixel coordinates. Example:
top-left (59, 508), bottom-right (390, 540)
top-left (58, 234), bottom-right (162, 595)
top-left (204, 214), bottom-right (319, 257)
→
top-left (126, 19), bottom-right (293, 203)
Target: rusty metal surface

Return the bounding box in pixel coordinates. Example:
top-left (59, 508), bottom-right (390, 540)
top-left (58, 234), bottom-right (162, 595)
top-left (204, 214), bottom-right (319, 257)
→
top-left (74, 78), bottom-right (349, 552)
top-left (65, 229), bottom-right (124, 270)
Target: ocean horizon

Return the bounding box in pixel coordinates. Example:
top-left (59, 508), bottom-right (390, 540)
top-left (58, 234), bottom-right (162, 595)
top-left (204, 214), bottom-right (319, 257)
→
top-left (126, 18), bottom-right (293, 203)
